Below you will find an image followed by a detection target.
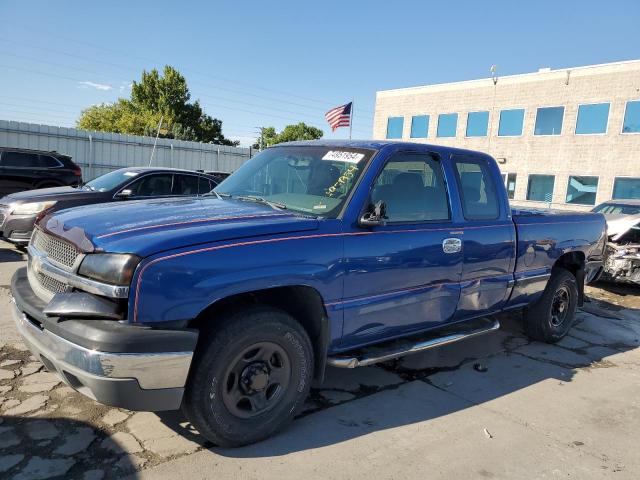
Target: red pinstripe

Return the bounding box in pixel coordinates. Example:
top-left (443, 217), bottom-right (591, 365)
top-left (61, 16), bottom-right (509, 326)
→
top-left (96, 213), bottom-right (292, 239)
top-left (131, 224), bottom-right (512, 322)
top-left (131, 219), bottom-right (596, 322)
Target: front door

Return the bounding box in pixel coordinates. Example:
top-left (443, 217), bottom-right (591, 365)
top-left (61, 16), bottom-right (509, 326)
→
top-left (340, 151), bottom-right (463, 349)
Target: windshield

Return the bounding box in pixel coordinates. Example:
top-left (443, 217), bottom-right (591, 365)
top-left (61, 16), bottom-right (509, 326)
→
top-left (215, 146), bottom-right (375, 217)
top-left (593, 203), bottom-right (640, 215)
top-left (86, 169), bottom-right (141, 192)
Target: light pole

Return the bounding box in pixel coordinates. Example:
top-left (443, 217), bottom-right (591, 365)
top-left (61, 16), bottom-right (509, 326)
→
top-left (254, 127), bottom-right (265, 150)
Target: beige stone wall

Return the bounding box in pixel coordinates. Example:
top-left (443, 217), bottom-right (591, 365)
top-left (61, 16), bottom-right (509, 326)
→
top-left (373, 61), bottom-right (640, 210)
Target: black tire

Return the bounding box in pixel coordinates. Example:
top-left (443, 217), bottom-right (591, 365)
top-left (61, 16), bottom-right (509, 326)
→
top-left (182, 306), bottom-right (314, 447)
top-left (523, 269), bottom-right (578, 343)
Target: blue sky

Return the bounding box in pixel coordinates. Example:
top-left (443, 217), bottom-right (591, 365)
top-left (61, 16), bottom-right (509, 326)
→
top-left (0, 0), bottom-right (638, 146)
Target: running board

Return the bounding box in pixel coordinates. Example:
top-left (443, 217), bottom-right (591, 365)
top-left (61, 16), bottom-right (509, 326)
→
top-left (327, 317), bottom-right (500, 368)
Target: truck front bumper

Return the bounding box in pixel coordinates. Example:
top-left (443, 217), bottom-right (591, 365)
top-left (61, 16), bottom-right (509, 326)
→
top-left (11, 268), bottom-right (198, 411)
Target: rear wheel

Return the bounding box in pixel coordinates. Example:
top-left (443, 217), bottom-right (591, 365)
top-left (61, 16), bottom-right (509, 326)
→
top-left (523, 269), bottom-right (578, 343)
top-left (182, 307), bottom-right (313, 447)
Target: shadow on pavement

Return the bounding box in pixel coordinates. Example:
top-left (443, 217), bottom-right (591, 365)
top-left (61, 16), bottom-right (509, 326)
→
top-left (0, 244), bottom-right (25, 264)
top-left (592, 279), bottom-right (640, 296)
top-left (0, 415), bottom-right (137, 480)
top-left (153, 301), bottom-right (639, 459)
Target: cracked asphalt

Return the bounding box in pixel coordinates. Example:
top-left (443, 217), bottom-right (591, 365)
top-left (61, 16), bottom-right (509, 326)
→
top-left (1, 241), bottom-right (639, 479)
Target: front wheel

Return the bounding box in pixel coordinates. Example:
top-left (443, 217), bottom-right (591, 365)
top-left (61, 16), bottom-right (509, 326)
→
top-left (182, 307), bottom-right (314, 447)
top-left (523, 269), bottom-right (578, 343)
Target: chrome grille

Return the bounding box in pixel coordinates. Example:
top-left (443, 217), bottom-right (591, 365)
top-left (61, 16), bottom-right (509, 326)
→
top-left (31, 229), bottom-right (79, 269)
top-left (0, 213), bottom-right (5, 227)
top-left (36, 271), bottom-right (68, 294)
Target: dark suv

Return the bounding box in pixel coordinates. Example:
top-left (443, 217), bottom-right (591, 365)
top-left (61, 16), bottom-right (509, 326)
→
top-left (0, 148), bottom-right (82, 197)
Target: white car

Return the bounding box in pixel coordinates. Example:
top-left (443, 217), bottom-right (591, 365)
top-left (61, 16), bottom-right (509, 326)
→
top-left (592, 200), bottom-right (640, 285)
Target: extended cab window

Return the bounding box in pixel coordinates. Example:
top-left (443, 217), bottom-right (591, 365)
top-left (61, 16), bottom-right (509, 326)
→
top-left (453, 157), bottom-right (500, 220)
top-left (371, 152), bottom-right (450, 222)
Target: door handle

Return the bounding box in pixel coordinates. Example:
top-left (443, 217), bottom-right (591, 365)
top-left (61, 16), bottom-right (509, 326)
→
top-left (442, 238), bottom-right (462, 254)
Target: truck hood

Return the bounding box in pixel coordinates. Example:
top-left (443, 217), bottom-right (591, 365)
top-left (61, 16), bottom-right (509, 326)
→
top-left (40, 197), bottom-right (319, 257)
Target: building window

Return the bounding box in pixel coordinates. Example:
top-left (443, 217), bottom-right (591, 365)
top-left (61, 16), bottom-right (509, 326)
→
top-left (465, 111), bottom-right (489, 137)
top-left (437, 113), bottom-right (458, 138)
top-left (506, 173), bottom-right (517, 200)
top-left (498, 108), bottom-right (524, 136)
top-left (534, 106), bottom-right (564, 135)
top-left (612, 177), bottom-right (640, 199)
top-left (575, 103), bottom-right (610, 135)
top-left (527, 174), bottom-right (555, 202)
top-left (410, 115), bottom-right (429, 138)
top-left (386, 117), bottom-right (404, 139)
top-left (622, 100), bottom-right (640, 133)
top-left (566, 176), bottom-right (599, 205)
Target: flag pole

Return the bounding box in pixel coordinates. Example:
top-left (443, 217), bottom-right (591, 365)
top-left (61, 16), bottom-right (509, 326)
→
top-left (349, 100), bottom-right (354, 140)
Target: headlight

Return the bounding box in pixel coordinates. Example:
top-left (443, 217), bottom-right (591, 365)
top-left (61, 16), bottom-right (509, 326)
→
top-left (11, 201), bottom-right (57, 215)
top-left (78, 254), bottom-right (141, 285)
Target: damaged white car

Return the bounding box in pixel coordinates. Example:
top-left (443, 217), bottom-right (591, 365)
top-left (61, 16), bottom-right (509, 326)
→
top-left (593, 200), bottom-right (640, 285)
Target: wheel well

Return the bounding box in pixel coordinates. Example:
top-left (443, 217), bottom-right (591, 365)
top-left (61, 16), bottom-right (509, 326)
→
top-left (553, 251), bottom-right (586, 305)
top-left (553, 251), bottom-right (585, 275)
top-left (189, 286), bottom-right (330, 380)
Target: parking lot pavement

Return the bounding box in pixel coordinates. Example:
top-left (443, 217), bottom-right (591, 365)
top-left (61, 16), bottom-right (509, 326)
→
top-left (1, 239), bottom-right (640, 479)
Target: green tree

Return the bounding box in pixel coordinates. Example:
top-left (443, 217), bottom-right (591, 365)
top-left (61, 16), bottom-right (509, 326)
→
top-left (77, 66), bottom-right (238, 146)
top-left (253, 123), bottom-right (323, 149)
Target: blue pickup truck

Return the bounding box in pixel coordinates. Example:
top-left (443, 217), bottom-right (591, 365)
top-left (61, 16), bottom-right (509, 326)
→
top-left (11, 140), bottom-right (606, 446)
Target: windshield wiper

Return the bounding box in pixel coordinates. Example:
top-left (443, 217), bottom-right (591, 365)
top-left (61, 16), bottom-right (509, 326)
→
top-left (235, 195), bottom-right (287, 210)
top-left (202, 190), bottom-right (223, 199)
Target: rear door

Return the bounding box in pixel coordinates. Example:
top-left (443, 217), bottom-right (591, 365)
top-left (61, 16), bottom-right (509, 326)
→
top-left (341, 151), bottom-right (463, 348)
top-left (449, 154), bottom-right (516, 319)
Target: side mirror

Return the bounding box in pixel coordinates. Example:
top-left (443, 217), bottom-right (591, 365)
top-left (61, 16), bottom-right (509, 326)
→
top-left (359, 200), bottom-right (387, 227)
top-left (116, 189), bottom-right (133, 199)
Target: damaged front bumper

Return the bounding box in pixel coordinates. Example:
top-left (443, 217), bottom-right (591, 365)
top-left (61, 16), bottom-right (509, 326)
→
top-left (603, 242), bottom-right (640, 285)
top-left (11, 267), bottom-right (198, 411)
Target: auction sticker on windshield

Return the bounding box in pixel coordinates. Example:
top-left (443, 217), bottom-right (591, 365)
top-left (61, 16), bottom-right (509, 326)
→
top-left (322, 151), bottom-right (365, 163)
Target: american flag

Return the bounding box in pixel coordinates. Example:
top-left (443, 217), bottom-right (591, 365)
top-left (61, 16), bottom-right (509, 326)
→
top-left (325, 102), bottom-right (352, 131)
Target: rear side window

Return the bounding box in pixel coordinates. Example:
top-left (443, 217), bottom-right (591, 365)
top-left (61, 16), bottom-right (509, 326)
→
top-left (129, 174), bottom-right (174, 197)
top-left (38, 155), bottom-right (62, 168)
top-left (0, 152), bottom-right (62, 168)
top-left (198, 176), bottom-right (213, 194)
top-left (1, 151), bottom-right (40, 167)
top-left (173, 174), bottom-right (199, 196)
top-left (452, 157), bottom-right (500, 220)
top-left (370, 152), bottom-right (450, 222)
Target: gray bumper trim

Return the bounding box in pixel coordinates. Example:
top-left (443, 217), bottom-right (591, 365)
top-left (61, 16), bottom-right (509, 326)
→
top-left (12, 300), bottom-right (194, 394)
